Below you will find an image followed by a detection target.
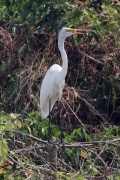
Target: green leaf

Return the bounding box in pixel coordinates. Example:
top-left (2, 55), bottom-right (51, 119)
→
top-left (24, 0), bottom-right (33, 10)
top-left (0, 138), bottom-right (9, 163)
top-left (108, 75), bottom-right (115, 87)
top-left (0, 124), bottom-right (5, 135)
top-left (73, 9), bottom-right (82, 18)
top-left (107, 175), bottom-right (114, 180)
top-left (54, 19), bottom-right (65, 33)
top-left (22, 9), bottom-right (31, 22)
top-left (86, 159), bottom-right (92, 165)
top-left (5, 121), bottom-right (15, 131)
top-left (90, 167), bottom-right (99, 176)
top-left (18, 44), bottom-right (27, 54)
top-left (31, 10), bottom-right (36, 22)
top-left (0, 174), bottom-right (4, 180)
top-left (117, 41), bottom-right (120, 47)
top-left (8, 18), bottom-right (20, 32)
top-left (105, 22), bottom-right (118, 32)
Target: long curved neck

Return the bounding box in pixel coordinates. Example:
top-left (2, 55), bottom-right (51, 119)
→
top-left (55, 38), bottom-right (68, 85)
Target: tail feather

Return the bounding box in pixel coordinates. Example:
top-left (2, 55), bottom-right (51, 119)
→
top-left (40, 95), bottom-right (58, 119)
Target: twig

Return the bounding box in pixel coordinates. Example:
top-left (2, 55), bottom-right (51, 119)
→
top-left (81, 51), bottom-right (105, 66)
top-left (26, 175), bottom-right (31, 180)
top-left (83, 146), bottom-right (107, 168)
top-left (78, 96), bottom-right (106, 122)
top-left (11, 138), bottom-right (120, 153)
top-left (14, 130), bottom-right (47, 144)
top-left (74, 40), bottom-right (105, 65)
top-left (13, 145), bottom-right (45, 154)
top-left (65, 139), bottom-right (120, 148)
top-left (58, 158), bottom-right (76, 172)
top-left (8, 155), bottom-right (24, 168)
top-left (62, 98), bottom-right (91, 134)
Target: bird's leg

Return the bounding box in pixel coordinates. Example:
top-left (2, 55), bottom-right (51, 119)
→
top-left (48, 99), bottom-right (51, 142)
top-left (58, 100), bottom-right (66, 161)
top-left (58, 89), bottom-right (66, 161)
top-left (58, 100), bottom-right (62, 143)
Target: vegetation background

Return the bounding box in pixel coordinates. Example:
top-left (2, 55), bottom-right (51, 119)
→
top-left (0, 0), bottom-right (120, 179)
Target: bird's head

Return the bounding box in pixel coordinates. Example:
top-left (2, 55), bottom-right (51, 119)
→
top-left (58, 27), bottom-right (85, 40)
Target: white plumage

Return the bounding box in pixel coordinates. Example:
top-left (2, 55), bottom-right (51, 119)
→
top-left (40, 27), bottom-right (84, 118)
top-left (40, 64), bottom-right (64, 118)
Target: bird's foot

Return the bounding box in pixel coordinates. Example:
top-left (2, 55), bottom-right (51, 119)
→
top-left (47, 138), bottom-right (59, 147)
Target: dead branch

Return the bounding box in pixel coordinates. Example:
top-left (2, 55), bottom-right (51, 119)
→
top-left (62, 98), bottom-right (91, 134)
top-left (81, 50), bottom-right (105, 66)
top-left (12, 131), bottom-right (120, 151)
top-left (78, 96), bottom-right (106, 122)
top-left (14, 130), bottom-right (47, 144)
top-left (74, 40), bottom-right (105, 65)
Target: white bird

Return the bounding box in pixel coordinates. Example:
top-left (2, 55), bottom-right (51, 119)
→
top-left (40, 27), bottom-right (84, 120)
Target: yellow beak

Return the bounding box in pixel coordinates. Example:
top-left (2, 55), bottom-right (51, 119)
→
top-left (67, 28), bottom-right (85, 34)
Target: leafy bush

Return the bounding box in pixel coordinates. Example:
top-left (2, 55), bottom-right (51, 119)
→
top-left (0, 111), bottom-right (120, 179)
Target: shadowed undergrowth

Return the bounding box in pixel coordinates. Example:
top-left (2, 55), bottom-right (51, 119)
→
top-left (0, 26), bottom-right (120, 134)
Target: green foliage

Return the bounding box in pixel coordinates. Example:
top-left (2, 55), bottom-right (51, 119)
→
top-left (0, 0), bottom-right (119, 39)
top-left (94, 125), bottom-right (120, 141)
top-left (72, 127), bottom-right (92, 142)
top-left (0, 138), bottom-right (9, 164)
top-left (22, 0), bottom-right (68, 33)
top-left (21, 111), bottom-right (62, 141)
top-left (0, 111), bottom-right (120, 179)
top-left (0, 1), bottom-right (120, 178)
top-left (0, 112), bottom-right (16, 166)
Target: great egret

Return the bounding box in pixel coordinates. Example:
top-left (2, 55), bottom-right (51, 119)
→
top-left (40, 27), bottom-right (84, 141)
